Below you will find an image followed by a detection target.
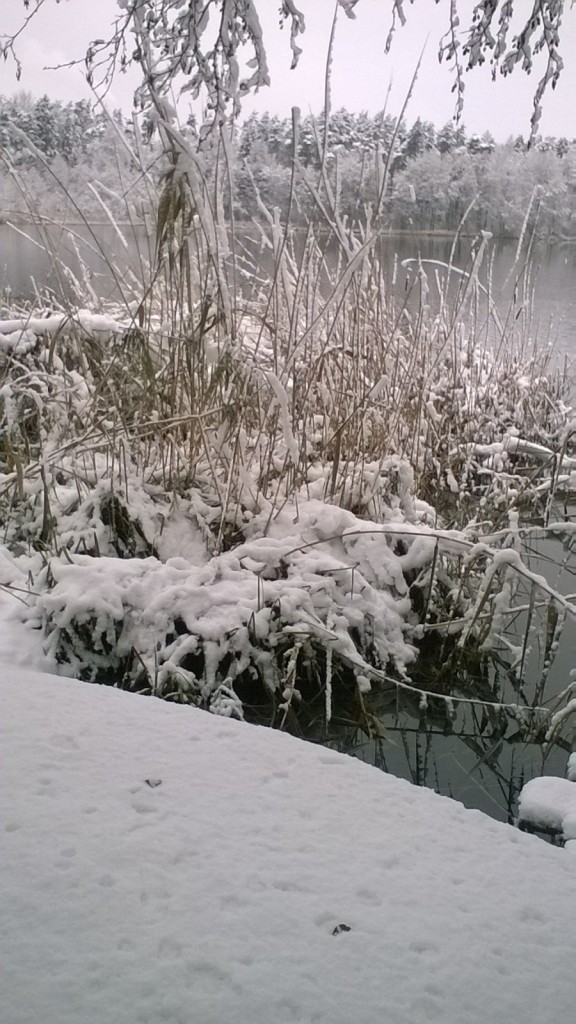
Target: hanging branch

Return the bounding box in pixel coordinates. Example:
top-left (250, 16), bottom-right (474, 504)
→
top-left (1, 1), bottom-right (567, 140)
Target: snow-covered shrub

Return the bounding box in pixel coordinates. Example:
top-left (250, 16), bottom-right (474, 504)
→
top-left (34, 501), bottom-right (424, 720)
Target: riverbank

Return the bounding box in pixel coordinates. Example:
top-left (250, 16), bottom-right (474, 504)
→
top-left (3, 659), bottom-right (576, 1024)
top-left (2, 162), bottom-right (576, 820)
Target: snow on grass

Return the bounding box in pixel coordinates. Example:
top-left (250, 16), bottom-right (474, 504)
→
top-left (29, 498), bottom-right (419, 706)
top-left (2, 663), bottom-right (576, 1024)
top-left (0, 547), bottom-right (49, 671)
top-left (0, 310), bottom-right (129, 342)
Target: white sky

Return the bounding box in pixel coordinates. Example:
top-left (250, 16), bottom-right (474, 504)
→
top-left (2, 0), bottom-right (576, 141)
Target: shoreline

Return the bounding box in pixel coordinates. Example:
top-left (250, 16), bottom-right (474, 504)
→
top-left (2, 217), bottom-right (574, 243)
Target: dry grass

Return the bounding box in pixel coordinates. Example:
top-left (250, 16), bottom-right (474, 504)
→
top-left (1, 121), bottom-right (575, 741)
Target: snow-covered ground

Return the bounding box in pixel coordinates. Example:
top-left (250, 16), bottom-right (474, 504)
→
top-left (3, 657), bottom-right (576, 1024)
top-left (2, 481), bottom-right (576, 1022)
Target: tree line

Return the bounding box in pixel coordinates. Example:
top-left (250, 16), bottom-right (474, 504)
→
top-left (1, 93), bottom-right (576, 238)
top-left (0, 93), bottom-right (107, 164)
top-left (0, 93), bottom-right (151, 223)
top-left (232, 110), bottom-right (576, 237)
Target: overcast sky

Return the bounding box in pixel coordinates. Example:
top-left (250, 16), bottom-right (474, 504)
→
top-left (2, 0), bottom-right (576, 141)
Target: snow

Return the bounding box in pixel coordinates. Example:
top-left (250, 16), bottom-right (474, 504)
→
top-left (0, 308), bottom-right (130, 355)
top-left (2, 290), bottom-right (576, 1020)
top-left (3, 662), bottom-right (576, 1024)
top-left (518, 775), bottom-right (576, 851)
top-left (17, 496), bottom-right (433, 703)
top-left (0, 310), bottom-right (128, 341)
top-left (0, 549), bottom-right (49, 671)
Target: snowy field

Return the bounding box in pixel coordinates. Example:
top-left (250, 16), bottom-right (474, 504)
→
top-left (3, 647), bottom-right (576, 1024)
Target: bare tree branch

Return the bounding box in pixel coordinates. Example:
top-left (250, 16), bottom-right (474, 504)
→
top-left (0, 1), bottom-right (568, 141)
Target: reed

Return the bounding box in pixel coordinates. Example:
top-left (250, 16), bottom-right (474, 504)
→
top-left (1, 118), bottom-right (574, 744)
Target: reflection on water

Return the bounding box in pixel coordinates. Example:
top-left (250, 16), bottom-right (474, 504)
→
top-left (320, 528), bottom-right (576, 824)
top-left (396, 235), bottom-right (576, 364)
top-left (238, 228), bottom-right (576, 363)
top-left (322, 684), bottom-right (571, 825)
top-left (0, 222), bottom-right (154, 308)
top-left (325, 717), bottom-right (569, 824)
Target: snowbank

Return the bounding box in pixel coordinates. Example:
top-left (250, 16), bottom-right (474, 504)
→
top-left (3, 664), bottom-right (576, 1024)
top-left (518, 774), bottom-right (576, 849)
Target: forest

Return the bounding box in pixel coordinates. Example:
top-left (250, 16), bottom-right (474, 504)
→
top-left (2, 91), bottom-right (576, 237)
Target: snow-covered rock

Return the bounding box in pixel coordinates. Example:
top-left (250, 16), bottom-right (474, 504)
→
top-left (517, 767), bottom-right (576, 851)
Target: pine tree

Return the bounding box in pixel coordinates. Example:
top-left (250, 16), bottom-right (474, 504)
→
top-left (33, 95), bottom-right (60, 158)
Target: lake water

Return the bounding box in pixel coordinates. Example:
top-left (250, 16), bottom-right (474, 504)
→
top-left (384, 232), bottom-right (576, 364)
top-left (323, 531), bottom-right (576, 825)
top-left (0, 221), bottom-right (155, 310)
top-left (1, 222), bottom-right (576, 362)
top-left (2, 221), bottom-right (575, 825)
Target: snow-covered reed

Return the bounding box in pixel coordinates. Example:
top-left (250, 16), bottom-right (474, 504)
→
top-left (1, 122), bottom-right (575, 742)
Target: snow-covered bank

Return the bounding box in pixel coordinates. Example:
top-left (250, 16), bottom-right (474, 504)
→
top-left (3, 665), bottom-right (576, 1024)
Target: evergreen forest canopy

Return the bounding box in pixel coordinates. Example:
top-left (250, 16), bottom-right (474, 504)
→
top-left (0, 94), bottom-right (106, 165)
top-left (1, 92), bottom-right (575, 238)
